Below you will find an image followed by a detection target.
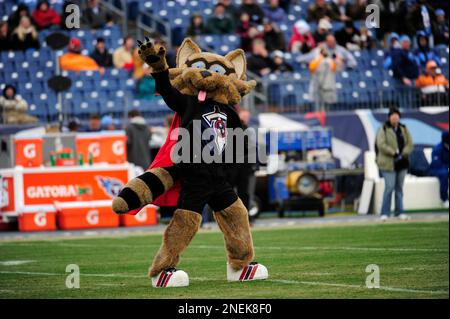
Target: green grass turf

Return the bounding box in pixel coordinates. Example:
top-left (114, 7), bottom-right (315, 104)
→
top-left (0, 221), bottom-right (448, 299)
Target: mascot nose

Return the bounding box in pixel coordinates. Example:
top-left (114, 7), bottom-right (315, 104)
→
top-left (200, 70), bottom-right (211, 78)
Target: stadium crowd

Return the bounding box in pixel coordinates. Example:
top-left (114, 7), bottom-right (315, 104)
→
top-left (0, 0), bottom-right (449, 125)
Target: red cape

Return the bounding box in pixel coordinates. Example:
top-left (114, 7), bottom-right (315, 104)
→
top-left (149, 113), bottom-right (181, 207)
top-left (126, 113), bottom-right (181, 215)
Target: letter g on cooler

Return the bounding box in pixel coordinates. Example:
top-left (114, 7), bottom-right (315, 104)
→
top-left (112, 140), bottom-right (125, 156)
top-left (34, 212), bottom-right (47, 227)
top-left (86, 209), bottom-right (99, 225)
top-left (23, 143), bottom-right (37, 159)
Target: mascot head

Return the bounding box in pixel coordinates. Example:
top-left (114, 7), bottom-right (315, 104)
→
top-left (168, 38), bottom-right (256, 105)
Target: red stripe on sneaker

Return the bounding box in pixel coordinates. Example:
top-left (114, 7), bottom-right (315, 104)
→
top-left (156, 272), bottom-right (165, 287)
top-left (159, 273), bottom-right (168, 287)
top-left (249, 264), bottom-right (259, 280)
top-left (163, 273), bottom-right (173, 287)
top-left (243, 265), bottom-right (253, 280)
top-left (239, 266), bottom-right (249, 281)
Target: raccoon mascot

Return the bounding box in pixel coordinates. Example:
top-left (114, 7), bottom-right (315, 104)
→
top-left (112, 37), bottom-right (268, 288)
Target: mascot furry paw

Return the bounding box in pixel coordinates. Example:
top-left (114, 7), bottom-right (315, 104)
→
top-left (112, 37), bottom-right (267, 288)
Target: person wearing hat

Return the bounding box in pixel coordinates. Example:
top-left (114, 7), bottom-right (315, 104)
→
top-left (415, 60), bottom-right (449, 105)
top-left (313, 18), bottom-right (332, 44)
top-left (89, 37), bottom-right (113, 68)
top-left (390, 35), bottom-right (419, 87)
top-left (0, 84), bottom-right (38, 124)
top-left (289, 19), bottom-right (316, 53)
top-left (31, 0), bottom-right (61, 30)
top-left (429, 131), bottom-right (449, 209)
top-left (334, 19), bottom-right (361, 51)
top-left (414, 30), bottom-right (441, 70)
top-left (433, 9), bottom-right (449, 46)
top-left (59, 37), bottom-right (100, 72)
top-left (270, 50), bottom-right (293, 73)
top-left (376, 107), bottom-right (414, 221)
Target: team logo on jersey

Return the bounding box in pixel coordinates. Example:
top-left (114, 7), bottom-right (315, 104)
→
top-left (202, 105), bottom-right (228, 154)
top-left (96, 176), bottom-right (124, 198)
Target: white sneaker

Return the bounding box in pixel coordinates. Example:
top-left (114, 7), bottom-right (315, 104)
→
top-left (227, 262), bottom-right (268, 282)
top-left (397, 214), bottom-right (411, 221)
top-left (443, 200), bottom-right (449, 209)
top-left (380, 215), bottom-right (389, 222)
top-left (151, 268), bottom-right (189, 288)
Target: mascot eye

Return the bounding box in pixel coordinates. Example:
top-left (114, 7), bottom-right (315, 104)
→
top-left (191, 61), bottom-right (206, 69)
top-left (209, 64), bottom-right (226, 75)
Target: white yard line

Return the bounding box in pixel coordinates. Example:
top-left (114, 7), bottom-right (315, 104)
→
top-left (1, 241), bottom-right (447, 253)
top-left (0, 270), bottom-right (447, 296)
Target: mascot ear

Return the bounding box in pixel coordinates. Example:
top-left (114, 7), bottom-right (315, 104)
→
top-left (225, 49), bottom-right (247, 79)
top-left (177, 38), bottom-right (202, 67)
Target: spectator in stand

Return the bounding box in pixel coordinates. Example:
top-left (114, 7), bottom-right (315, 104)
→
top-left (375, 0), bottom-right (408, 40)
top-left (11, 16), bottom-right (40, 51)
top-left (414, 30), bottom-right (441, 70)
top-left (415, 60), bottom-right (449, 106)
top-left (359, 26), bottom-right (375, 50)
top-left (220, 0), bottom-right (240, 29)
top-left (126, 109), bottom-right (152, 170)
top-left (391, 35), bottom-right (419, 87)
top-left (262, 0), bottom-right (286, 25)
top-left (206, 3), bottom-right (234, 35)
top-left (346, 0), bottom-right (368, 21)
top-left (8, 3), bottom-right (32, 30)
top-left (307, 0), bottom-right (336, 22)
top-left (406, 0), bottom-right (437, 39)
top-left (136, 65), bottom-right (158, 100)
top-left (237, 13), bottom-right (262, 52)
top-left (289, 20), bottom-right (316, 54)
top-left (376, 107), bottom-right (413, 221)
top-left (0, 22), bottom-right (13, 51)
top-left (240, 0), bottom-right (265, 25)
top-left (270, 50), bottom-right (293, 73)
top-left (429, 131), bottom-right (449, 209)
top-left (83, 0), bottom-right (114, 29)
top-left (0, 85), bottom-right (38, 124)
top-left (383, 32), bottom-right (400, 70)
top-left (186, 13), bottom-right (207, 37)
top-left (299, 34), bottom-right (357, 69)
top-left (308, 45), bottom-right (342, 110)
top-left (87, 113), bottom-right (102, 132)
top-left (434, 9), bottom-right (449, 46)
top-left (313, 18), bottom-right (333, 44)
top-left (90, 37), bottom-right (113, 68)
top-left (101, 114), bottom-right (119, 131)
top-left (262, 19), bottom-right (285, 52)
top-left (247, 39), bottom-right (273, 76)
top-left (31, 0), bottom-right (61, 30)
top-left (335, 20), bottom-right (361, 51)
top-left (113, 35), bottom-right (135, 71)
top-left (330, 0), bottom-right (350, 22)
top-left (60, 37), bottom-right (100, 72)
top-left (67, 117), bottom-right (81, 132)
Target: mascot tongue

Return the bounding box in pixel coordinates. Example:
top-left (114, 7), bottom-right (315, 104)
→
top-left (198, 90), bottom-right (207, 102)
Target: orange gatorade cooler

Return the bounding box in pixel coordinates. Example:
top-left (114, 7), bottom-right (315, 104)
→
top-left (120, 205), bottom-right (157, 227)
top-left (56, 201), bottom-right (119, 230)
top-left (18, 206), bottom-right (57, 232)
top-left (14, 138), bottom-right (43, 167)
top-left (101, 134), bottom-right (127, 164)
top-left (75, 135), bottom-right (102, 164)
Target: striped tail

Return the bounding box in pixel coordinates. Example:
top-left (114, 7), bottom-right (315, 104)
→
top-left (112, 166), bottom-right (179, 214)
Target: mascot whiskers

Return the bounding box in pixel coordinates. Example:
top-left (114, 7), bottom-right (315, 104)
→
top-left (112, 37), bottom-right (268, 288)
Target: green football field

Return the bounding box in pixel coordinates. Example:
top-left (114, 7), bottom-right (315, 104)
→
top-left (0, 220), bottom-right (448, 299)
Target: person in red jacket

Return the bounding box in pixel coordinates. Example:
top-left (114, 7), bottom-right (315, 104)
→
top-left (32, 0), bottom-right (61, 30)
